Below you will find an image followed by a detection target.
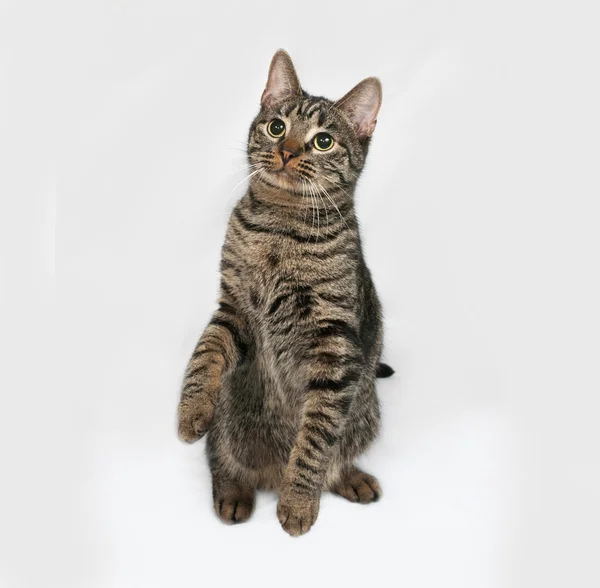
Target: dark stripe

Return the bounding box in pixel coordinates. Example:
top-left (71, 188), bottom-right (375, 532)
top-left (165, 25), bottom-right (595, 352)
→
top-left (292, 480), bottom-right (314, 493)
top-left (317, 291), bottom-right (355, 309)
top-left (296, 471), bottom-right (315, 486)
top-left (269, 284), bottom-right (313, 316)
top-left (185, 364), bottom-right (208, 380)
top-left (220, 259), bottom-right (235, 270)
top-left (297, 161), bottom-right (316, 171)
top-left (191, 348), bottom-right (205, 361)
top-left (220, 279), bottom-right (235, 298)
top-left (305, 423), bottom-right (337, 447)
top-left (295, 457), bottom-right (319, 475)
top-left (297, 289), bottom-right (313, 317)
top-left (306, 410), bottom-right (336, 427)
top-left (315, 319), bottom-right (360, 346)
top-left (310, 266), bottom-right (355, 286)
top-left (182, 382), bottom-right (201, 395)
top-left (313, 352), bottom-right (357, 366)
top-left (306, 435), bottom-right (324, 452)
top-left (308, 370), bottom-right (360, 392)
top-left (247, 188), bottom-right (266, 214)
top-left (234, 207), bottom-right (346, 244)
top-left (282, 102), bottom-right (296, 117)
top-left (191, 344), bottom-right (225, 360)
top-left (322, 394), bottom-right (353, 415)
top-left (302, 446), bottom-right (320, 462)
top-left (301, 241), bottom-right (353, 260)
top-left (306, 101), bottom-right (324, 118)
top-left (222, 244), bottom-right (240, 257)
top-left (271, 322), bottom-right (295, 337)
top-left (218, 301), bottom-right (236, 315)
top-left (209, 317), bottom-right (248, 359)
top-left (268, 294), bottom-right (288, 315)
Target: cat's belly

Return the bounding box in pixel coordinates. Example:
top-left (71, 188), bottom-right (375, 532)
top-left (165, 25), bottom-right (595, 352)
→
top-left (211, 355), bottom-right (301, 477)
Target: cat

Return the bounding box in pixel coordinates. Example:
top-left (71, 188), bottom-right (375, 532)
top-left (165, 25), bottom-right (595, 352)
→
top-left (177, 50), bottom-right (393, 537)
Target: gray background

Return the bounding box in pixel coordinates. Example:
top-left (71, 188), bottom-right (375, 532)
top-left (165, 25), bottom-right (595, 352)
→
top-left (1, 1), bottom-right (599, 587)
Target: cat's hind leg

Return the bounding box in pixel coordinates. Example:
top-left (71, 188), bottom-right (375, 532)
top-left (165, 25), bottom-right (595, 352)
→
top-left (331, 466), bottom-right (382, 504)
top-left (211, 461), bottom-right (255, 525)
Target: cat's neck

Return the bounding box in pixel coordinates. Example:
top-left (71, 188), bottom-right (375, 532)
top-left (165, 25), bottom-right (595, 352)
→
top-left (247, 178), bottom-right (356, 227)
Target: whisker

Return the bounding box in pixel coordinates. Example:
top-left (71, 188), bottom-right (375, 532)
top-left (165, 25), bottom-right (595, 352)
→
top-left (308, 181), bottom-right (317, 243)
top-left (310, 178), bottom-right (329, 234)
top-left (230, 162), bottom-right (263, 175)
top-left (301, 178), bottom-right (310, 226)
top-left (314, 182), bottom-right (320, 242)
top-left (316, 180), bottom-right (350, 230)
top-left (229, 166), bottom-right (264, 196)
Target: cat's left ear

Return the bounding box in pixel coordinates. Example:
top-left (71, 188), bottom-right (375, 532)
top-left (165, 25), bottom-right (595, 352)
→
top-left (334, 77), bottom-right (382, 139)
top-left (261, 49), bottom-right (303, 108)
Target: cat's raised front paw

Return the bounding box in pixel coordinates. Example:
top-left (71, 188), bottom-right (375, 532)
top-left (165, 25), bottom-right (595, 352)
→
top-left (177, 393), bottom-right (216, 443)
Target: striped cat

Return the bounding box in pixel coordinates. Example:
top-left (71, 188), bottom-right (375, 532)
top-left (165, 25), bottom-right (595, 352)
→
top-left (178, 50), bottom-right (393, 536)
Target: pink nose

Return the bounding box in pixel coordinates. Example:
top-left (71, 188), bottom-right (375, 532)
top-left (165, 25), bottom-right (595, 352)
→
top-left (279, 138), bottom-right (303, 166)
top-left (280, 149), bottom-right (299, 165)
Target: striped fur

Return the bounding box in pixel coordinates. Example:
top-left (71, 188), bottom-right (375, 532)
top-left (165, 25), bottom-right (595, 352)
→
top-left (177, 50), bottom-right (391, 536)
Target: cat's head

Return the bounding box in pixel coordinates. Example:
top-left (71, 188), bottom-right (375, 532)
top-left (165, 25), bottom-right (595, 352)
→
top-left (247, 50), bottom-right (382, 197)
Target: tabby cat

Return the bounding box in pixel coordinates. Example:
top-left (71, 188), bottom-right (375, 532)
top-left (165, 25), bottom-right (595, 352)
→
top-left (177, 50), bottom-right (393, 537)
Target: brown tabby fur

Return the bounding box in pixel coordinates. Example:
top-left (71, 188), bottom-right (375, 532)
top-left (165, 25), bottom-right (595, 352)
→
top-left (177, 50), bottom-right (393, 536)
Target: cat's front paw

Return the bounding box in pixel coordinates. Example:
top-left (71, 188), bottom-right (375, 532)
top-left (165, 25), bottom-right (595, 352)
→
top-left (177, 390), bottom-right (217, 443)
top-left (277, 488), bottom-right (320, 537)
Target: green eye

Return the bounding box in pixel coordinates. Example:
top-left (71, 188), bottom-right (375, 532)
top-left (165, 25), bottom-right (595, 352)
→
top-left (314, 133), bottom-right (334, 151)
top-left (267, 119), bottom-right (286, 138)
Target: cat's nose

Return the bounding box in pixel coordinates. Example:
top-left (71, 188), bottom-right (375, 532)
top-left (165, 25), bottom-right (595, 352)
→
top-left (280, 149), bottom-right (298, 166)
top-left (279, 139), bottom-right (303, 166)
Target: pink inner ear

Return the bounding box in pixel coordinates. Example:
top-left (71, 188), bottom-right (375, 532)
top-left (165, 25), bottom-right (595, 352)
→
top-left (359, 120), bottom-right (377, 138)
top-left (262, 51), bottom-right (301, 107)
top-left (335, 78), bottom-right (382, 139)
top-left (263, 73), bottom-right (293, 107)
top-left (351, 89), bottom-right (380, 137)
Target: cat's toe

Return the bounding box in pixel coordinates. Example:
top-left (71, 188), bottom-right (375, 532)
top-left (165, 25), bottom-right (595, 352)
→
top-left (177, 398), bottom-right (215, 443)
top-left (215, 495), bottom-right (254, 524)
top-left (333, 470), bottom-right (382, 504)
top-left (277, 492), bottom-right (319, 537)
top-left (177, 417), bottom-right (208, 443)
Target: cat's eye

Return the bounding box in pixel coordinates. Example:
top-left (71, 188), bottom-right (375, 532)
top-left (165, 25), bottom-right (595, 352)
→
top-left (267, 119), bottom-right (286, 138)
top-left (313, 133), bottom-right (334, 151)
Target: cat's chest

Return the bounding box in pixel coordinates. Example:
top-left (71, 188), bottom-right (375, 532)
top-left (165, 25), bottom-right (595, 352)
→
top-left (243, 239), bottom-right (308, 292)
top-left (236, 240), bottom-right (323, 322)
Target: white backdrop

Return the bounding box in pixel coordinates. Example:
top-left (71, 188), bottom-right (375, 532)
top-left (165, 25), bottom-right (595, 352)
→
top-left (1, 1), bottom-right (599, 587)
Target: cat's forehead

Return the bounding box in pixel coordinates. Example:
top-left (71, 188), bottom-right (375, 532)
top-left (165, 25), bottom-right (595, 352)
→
top-left (267, 96), bottom-right (341, 133)
top-left (279, 96), bottom-right (332, 121)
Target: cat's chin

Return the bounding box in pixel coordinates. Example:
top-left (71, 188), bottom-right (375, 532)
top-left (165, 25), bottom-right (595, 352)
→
top-left (259, 170), bottom-right (305, 195)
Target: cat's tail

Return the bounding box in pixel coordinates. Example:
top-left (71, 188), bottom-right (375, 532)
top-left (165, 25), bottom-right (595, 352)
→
top-left (376, 363), bottom-right (395, 378)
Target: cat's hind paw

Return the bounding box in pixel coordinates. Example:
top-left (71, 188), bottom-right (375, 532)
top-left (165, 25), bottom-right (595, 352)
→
top-left (332, 469), bottom-right (382, 504)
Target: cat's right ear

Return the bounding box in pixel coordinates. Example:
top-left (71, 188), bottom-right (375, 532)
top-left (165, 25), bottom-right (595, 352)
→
top-left (261, 50), bottom-right (302, 108)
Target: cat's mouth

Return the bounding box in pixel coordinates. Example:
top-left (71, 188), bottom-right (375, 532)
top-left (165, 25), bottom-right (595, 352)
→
top-left (248, 155), bottom-right (317, 195)
top-left (265, 159), bottom-right (317, 190)
top-left (262, 167), bottom-right (305, 192)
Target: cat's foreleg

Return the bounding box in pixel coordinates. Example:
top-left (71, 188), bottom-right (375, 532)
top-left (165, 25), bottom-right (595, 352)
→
top-left (277, 327), bottom-right (363, 536)
top-left (177, 302), bottom-right (248, 443)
